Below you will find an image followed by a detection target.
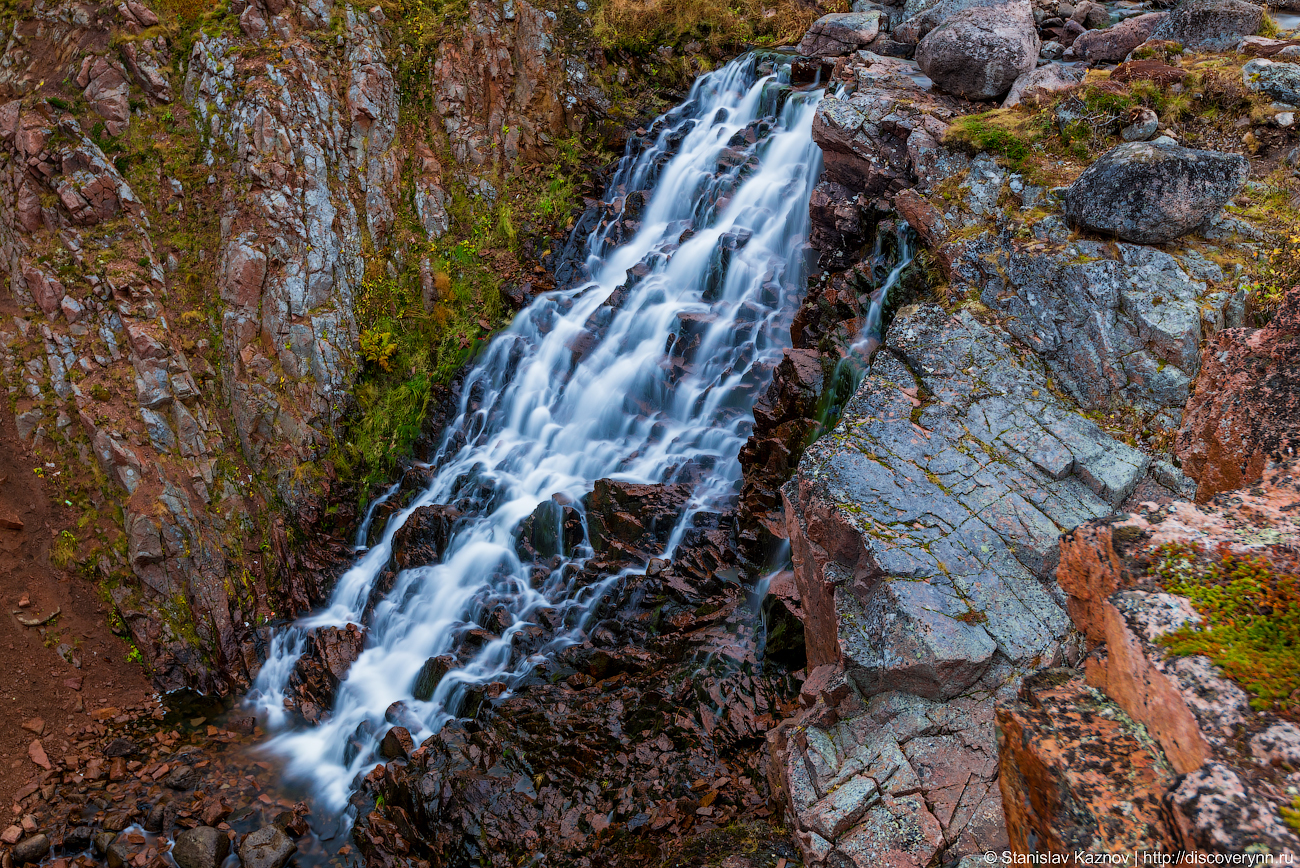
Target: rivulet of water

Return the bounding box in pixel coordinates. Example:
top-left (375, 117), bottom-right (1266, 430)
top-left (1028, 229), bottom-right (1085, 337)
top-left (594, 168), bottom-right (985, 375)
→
top-left (248, 53), bottom-right (825, 812)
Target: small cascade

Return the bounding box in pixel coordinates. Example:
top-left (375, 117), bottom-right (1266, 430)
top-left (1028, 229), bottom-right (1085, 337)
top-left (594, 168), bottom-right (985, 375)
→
top-left (248, 53), bottom-right (827, 813)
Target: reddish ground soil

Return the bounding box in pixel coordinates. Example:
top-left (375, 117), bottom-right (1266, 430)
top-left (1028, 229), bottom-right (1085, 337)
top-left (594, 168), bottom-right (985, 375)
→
top-left (0, 409), bottom-right (152, 812)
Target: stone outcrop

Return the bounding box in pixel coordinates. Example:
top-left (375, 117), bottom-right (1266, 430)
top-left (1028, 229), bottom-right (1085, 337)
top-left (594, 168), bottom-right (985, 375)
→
top-left (1002, 64), bottom-right (1085, 109)
top-left (915, 1), bottom-right (1039, 101)
top-left (767, 299), bottom-right (1196, 866)
top-left (1176, 286), bottom-right (1300, 500)
top-left (1029, 463), bottom-right (1300, 857)
top-left (1062, 142), bottom-right (1249, 244)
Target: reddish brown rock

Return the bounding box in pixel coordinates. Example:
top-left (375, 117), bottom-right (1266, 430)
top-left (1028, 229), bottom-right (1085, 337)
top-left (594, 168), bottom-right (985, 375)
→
top-left (997, 670), bottom-right (1177, 855)
top-left (390, 504), bottom-right (463, 570)
top-left (1176, 286), bottom-right (1300, 500)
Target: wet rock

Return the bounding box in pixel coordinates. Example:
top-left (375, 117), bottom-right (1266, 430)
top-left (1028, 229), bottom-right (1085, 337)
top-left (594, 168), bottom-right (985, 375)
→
top-left (916, 1), bottom-right (1039, 100)
top-left (237, 825), bottom-right (297, 868)
top-left (515, 495), bottom-right (583, 559)
top-left (1070, 12), bottom-right (1165, 61)
top-left (1242, 58), bottom-right (1300, 106)
top-left (1002, 63), bottom-right (1085, 108)
top-left (288, 623), bottom-right (367, 719)
top-left (797, 12), bottom-right (882, 56)
top-left (1175, 287), bottom-right (1300, 499)
top-left (379, 726), bottom-right (414, 759)
top-left (13, 834), bottom-right (50, 865)
top-left (390, 504), bottom-right (463, 570)
top-left (1150, 0), bottom-right (1265, 51)
top-left (172, 826), bottom-right (230, 868)
top-left (165, 763), bottom-right (198, 790)
top-left (412, 654), bottom-right (455, 701)
top-left (62, 827), bottom-right (94, 852)
top-left (1062, 141), bottom-right (1248, 244)
top-left (997, 670), bottom-right (1176, 855)
top-left (583, 479), bottom-right (693, 559)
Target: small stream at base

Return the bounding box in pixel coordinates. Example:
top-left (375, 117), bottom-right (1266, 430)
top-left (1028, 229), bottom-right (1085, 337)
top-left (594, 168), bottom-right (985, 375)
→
top-left (246, 53), bottom-right (829, 816)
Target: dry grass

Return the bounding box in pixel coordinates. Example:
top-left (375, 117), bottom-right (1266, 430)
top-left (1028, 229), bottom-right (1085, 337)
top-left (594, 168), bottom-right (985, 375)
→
top-left (591, 0), bottom-right (840, 54)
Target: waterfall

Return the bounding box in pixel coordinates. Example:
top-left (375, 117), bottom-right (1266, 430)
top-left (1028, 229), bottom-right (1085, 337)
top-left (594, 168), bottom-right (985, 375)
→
top-left (249, 53), bottom-right (825, 813)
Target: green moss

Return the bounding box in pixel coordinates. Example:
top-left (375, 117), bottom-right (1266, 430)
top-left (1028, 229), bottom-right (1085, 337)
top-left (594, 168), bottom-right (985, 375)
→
top-left (1155, 544), bottom-right (1300, 714)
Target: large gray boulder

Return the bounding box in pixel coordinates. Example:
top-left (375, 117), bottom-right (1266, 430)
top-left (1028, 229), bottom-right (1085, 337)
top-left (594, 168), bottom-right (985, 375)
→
top-left (1150, 0), bottom-right (1265, 51)
top-left (1243, 58), bottom-right (1300, 105)
top-left (797, 12), bottom-right (883, 56)
top-left (916, 1), bottom-right (1039, 100)
top-left (1070, 12), bottom-right (1166, 61)
top-left (1062, 141), bottom-right (1248, 244)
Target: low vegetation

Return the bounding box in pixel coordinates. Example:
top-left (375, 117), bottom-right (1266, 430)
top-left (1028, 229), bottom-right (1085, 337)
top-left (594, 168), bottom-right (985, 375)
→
top-left (1154, 544), bottom-right (1300, 718)
top-left (590, 0), bottom-right (833, 56)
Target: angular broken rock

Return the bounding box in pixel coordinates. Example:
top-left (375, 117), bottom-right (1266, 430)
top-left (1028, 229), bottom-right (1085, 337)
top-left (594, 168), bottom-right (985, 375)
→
top-left (1062, 141), bottom-right (1248, 243)
top-left (379, 725), bottom-right (414, 759)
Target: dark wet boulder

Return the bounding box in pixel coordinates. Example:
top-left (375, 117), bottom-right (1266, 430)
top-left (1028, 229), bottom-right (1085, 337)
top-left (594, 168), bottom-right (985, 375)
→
top-left (379, 726), bottom-right (415, 759)
top-left (13, 835), bottom-right (49, 865)
top-left (164, 763), bottom-right (197, 790)
top-left (1062, 141), bottom-right (1248, 243)
top-left (1150, 0), bottom-right (1264, 50)
top-left (797, 11), bottom-right (882, 56)
top-left (515, 494), bottom-right (583, 560)
top-left (172, 827), bottom-right (230, 868)
top-left (238, 825), bottom-right (296, 868)
top-left (390, 504), bottom-right (462, 570)
top-left (287, 623), bottom-right (367, 722)
top-left (583, 479), bottom-right (693, 558)
top-left (915, 1), bottom-right (1039, 101)
top-left (412, 654), bottom-right (456, 701)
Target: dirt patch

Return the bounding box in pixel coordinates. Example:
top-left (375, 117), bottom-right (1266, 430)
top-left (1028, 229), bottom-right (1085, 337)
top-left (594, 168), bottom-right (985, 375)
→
top-left (0, 408), bottom-right (152, 810)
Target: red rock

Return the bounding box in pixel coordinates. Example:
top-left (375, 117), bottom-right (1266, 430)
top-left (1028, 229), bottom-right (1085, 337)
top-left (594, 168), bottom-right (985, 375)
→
top-left (28, 740), bottom-right (51, 770)
top-left (21, 718), bottom-right (43, 736)
top-left (998, 670), bottom-right (1177, 855)
top-left (1176, 286), bottom-right (1300, 500)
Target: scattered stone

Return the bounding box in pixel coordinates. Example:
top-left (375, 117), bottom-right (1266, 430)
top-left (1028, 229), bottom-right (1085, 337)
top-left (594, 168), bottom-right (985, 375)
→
top-left (1242, 58), bottom-right (1300, 106)
top-left (1120, 106), bottom-right (1159, 142)
top-left (20, 717), bottom-right (44, 735)
top-left (164, 763), bottom-right (198, 790)
top-left (28, 739), bottom-right (50, 770)
top-left (1062, 141), bottom-right (1248, 243)
top-left (104, 737), bottom-right (137, 757)
top-left (1002, 63), bottom-right (1085, 108)
top-left (379, 726), bottom-right (414, 759)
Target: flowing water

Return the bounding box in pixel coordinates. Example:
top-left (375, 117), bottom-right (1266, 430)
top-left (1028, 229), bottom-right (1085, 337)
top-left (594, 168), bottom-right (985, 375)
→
top-left (248, 53), bottom-right (827, 812)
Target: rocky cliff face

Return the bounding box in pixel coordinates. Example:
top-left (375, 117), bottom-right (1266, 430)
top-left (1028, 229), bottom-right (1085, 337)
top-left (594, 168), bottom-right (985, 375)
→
top-left (0, 0), bottom-right (615, 693)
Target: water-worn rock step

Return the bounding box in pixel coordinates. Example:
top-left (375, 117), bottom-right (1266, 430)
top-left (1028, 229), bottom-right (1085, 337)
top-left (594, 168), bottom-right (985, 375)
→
top-left (772, 302), bottom-right (1182, 866)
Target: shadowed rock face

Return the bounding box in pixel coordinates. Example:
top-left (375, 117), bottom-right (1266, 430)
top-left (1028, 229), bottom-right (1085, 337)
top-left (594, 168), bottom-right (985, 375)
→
top-left (1176, 286), bottom-right (1300, 500)
top-left (1062, 141), bottom-right (1248, 244)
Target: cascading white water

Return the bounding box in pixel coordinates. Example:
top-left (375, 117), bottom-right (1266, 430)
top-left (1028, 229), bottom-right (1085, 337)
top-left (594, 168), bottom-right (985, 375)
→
top-left (249, 53), bottom-right (825, 812)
